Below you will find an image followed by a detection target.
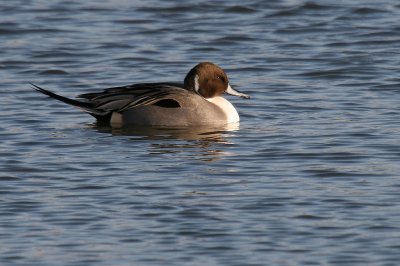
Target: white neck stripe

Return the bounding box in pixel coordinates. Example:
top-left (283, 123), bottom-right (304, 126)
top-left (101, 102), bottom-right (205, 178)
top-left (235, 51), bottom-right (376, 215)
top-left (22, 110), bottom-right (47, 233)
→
top-left (194, 74), bottom-right (200, 93)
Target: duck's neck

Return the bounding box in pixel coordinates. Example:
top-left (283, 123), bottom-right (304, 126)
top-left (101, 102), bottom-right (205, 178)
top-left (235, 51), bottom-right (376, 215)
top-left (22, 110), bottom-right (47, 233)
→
top-left (206, 96), bottom-right (239, 123)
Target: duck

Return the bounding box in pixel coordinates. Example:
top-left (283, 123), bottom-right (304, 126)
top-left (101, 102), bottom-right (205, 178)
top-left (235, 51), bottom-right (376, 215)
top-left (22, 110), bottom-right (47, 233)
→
top-left (32, 62), bottom-right (249, 127)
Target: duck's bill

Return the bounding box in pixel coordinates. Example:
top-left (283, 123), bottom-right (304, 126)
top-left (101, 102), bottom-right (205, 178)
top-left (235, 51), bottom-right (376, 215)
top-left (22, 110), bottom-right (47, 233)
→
top-left (226, 84), bottom-right (250, 99)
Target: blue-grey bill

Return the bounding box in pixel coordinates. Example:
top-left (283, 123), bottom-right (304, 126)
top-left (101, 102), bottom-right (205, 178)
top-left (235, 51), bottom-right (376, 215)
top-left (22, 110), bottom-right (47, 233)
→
top-left (226, 84), bottom-right (250, 99)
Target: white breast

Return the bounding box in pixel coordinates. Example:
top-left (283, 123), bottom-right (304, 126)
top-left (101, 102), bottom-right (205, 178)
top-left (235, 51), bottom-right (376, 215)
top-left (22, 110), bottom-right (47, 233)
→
top-left (206, 96), bottom-right (240, 123)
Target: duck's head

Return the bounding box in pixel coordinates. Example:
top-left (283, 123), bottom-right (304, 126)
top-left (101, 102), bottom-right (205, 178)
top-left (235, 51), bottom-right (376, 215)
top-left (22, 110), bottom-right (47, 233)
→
top-left (184, 62), bottom-right (250, 99)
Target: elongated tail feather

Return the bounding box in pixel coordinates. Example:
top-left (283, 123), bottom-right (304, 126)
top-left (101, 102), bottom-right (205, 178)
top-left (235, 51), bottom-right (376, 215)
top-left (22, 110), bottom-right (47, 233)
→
top-left (31, 83), bottom-right (110, 121)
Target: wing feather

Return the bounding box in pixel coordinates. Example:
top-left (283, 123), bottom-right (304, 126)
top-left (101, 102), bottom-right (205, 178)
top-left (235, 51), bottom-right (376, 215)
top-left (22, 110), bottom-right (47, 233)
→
top-left (33, 82), bottom-right (189, 123)
top-left (82, 83), bottom-right (187, 112)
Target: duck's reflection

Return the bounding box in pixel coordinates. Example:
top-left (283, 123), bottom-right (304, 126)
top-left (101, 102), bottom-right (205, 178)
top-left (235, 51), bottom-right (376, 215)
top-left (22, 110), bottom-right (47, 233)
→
top-left (91, 123), bottom-right (240, 162)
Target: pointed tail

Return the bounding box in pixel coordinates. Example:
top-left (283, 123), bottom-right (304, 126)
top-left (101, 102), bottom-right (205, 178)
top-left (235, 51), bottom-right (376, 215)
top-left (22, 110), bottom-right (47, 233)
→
top-left (31, 83), bottom-right (107, 117)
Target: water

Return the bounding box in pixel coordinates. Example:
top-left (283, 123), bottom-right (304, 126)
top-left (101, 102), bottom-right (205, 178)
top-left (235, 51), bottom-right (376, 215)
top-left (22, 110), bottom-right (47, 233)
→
top-left (1, 0), bottom-right (400, 265)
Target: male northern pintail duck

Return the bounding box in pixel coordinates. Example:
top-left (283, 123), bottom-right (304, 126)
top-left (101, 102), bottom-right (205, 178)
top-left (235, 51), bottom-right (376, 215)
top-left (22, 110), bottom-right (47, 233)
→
top-left (32, 62), bottom-right (249, 127)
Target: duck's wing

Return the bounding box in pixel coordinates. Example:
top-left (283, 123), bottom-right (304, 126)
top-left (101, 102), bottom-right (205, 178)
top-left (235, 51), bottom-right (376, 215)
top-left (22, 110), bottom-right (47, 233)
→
top-left (77, 82), bottom-right (186, 111)
top-left (77, 82), bottom-right (183, 100)
top-left (32, 82), bottom-right (188, 122)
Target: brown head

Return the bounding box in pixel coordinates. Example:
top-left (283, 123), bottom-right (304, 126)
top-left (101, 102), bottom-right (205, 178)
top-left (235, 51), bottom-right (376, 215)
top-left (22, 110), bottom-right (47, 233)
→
top-left (184, 62), bottom-right (250, 99)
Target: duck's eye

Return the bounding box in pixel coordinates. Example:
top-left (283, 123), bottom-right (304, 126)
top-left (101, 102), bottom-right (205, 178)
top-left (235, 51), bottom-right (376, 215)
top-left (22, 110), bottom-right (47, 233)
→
top-left (217, 76), bottom-right (226, 82)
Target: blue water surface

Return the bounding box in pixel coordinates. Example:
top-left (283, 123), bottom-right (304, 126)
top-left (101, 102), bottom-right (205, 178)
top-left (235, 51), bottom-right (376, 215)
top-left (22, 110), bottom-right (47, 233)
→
top-left (1, 0), bottom-right (400, 265)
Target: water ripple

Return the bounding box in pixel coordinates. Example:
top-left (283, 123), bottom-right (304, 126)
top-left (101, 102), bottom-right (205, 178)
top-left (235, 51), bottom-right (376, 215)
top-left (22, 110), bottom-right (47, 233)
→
top-left (2, 0), bottom-right (400, 265)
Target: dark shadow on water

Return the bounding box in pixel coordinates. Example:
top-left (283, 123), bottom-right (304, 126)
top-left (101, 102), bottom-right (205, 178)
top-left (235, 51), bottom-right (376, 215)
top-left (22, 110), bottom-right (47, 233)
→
top-left (90, 123), bottom-right (241, 162)
top-left (91, 123), bottom-right (240, 142)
